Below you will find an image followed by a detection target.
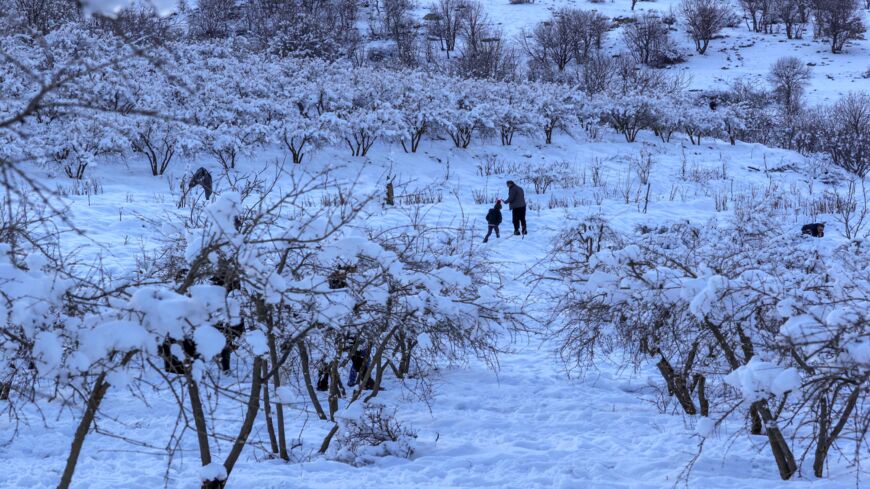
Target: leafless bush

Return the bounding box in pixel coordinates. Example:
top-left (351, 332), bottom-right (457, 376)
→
top-left (529, 173), bottom-right (555, 194)
top-left (476, 155), bottom-right (523, 176)
top-left (476, 155), bottom-right (499, 176)
top-left (91, 6), bottom-right (180, 43)
top-left (632, 149), bottom-right (654, 185)
top-left (623, 12), bottom-right (681, 67)
top-left (822, 92), bottom-right (870, 177)
top-left (578, 53), bottom-right (614, 95)
top-left (11, 0), bottom-right (78, 33)
top-left (680, 0), bottom-right (732, 54)
top-left (522, 15), bottom-right (574, 72)
top-left (739, 0), bottom-right (775, 32)
top-left (590, 158), bottom-right (605, 187)
top-left (381, 0), bottom-right (418, 67)
top-left (768, 57), bottom-right (811, 116)
top-left (398, 187), bottom-right (444, 205)
top-left (55, 177), bottom-right (103, 198)
top-left (455, 28), bottom-right (519, 80)
top-left (522, 9), bottom-right (607, 76)
top-left (472, 188), bottom-right (499, 204)
top-left (130, 123), bottom-right (177, 176)
top-left (253, 0), bottom-right (357, 58)
top-left (828, 179), bottom-right (868, 238)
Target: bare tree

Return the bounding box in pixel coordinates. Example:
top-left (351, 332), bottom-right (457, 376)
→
top-left (247, 0), bottom-right (357, 58)
top-left (774, 0), bottom-right (808, 39)
top-left (426, 0), bottom-right (465, 58)
top-left (739, 0), bottom-right (771, 32)
top-left (563, 9), bottom-right (609, 63)
top-left (460, 0), bottom-right (487, 54)
top-left (579, 53), bottom-right (614, 95)
top-left (623, 13), bottom-right (673, 67)
top-left (812, 0), bottom-right (865, 53)
top-left (768, 56), bottom-right (811, 116)
top-left (681, 0), bottom-right (732, 54)
top-left (381, 0), bottom-right (418, 66)
top-left (455, 29), bottom-right (519, 80)
top-left (522, 14), bottom-right (574, 72)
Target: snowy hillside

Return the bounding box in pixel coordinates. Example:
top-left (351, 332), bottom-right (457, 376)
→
top-left (471, 0), bottom-right (870, 101)
top-left (0, 1), bottom-right (868, 489)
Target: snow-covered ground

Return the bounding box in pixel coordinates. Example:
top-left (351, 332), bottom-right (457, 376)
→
top-left (1, 126), bottom-right (862, 487)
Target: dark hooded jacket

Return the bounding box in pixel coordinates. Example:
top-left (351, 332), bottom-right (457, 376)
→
top-left (486, 205), bottom-right (503, 226)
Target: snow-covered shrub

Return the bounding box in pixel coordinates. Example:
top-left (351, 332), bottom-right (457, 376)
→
top-left (328, 68), bottom-right (406, 156)
top-left (529, 83), bottom-right (574, 144)
top-left (393, 72), bottom-right (445, 153)
top-left (599, 93), bottom-right (657, 143)
top-left (680, 103), bottom-right (724, 145)
top-left (39, 115), bottom-right (124, 179)
top-left (329, 403), bottom-right (418, 466)
top-left (545, 208), bottom-right (870, 480)
top-left (491, 82), bottom-right (537, 146)
top-left (435, 79), bottom-right (496, 149)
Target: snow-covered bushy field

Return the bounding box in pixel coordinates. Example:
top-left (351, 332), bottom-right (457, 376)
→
top-left (2, 0), bottom-right (870, 486)
top-left (2, 125), bottom-right (863, 488)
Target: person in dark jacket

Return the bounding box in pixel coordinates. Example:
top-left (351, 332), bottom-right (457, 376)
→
top-left (483, 200), bottom-right (503, 243)
top-left (505, 180), bottom-right (527, 235)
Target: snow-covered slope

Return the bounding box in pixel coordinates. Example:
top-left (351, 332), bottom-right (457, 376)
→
top-left (436, 0), bottom-right (870, 101)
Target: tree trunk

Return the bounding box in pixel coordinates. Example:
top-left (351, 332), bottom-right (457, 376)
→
top-left (297, 342), bottom-right (327, 420)
top-left (267, 330), bottom-right (289, 460)
top-left (753, 401), bottom-right (798, 480)
top-left (223, 357), bottom-right (263, 478)
top-left (656, 357), bottom-right (696, 415)
top-left (261, 361), bottom-right (279, 454)
top-left (58, 352), bottom-right (136, 489)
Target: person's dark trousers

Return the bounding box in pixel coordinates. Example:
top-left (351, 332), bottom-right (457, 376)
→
top-left (483, 225), bottom-right (500, 242)
top-left (220, 348), bottom-right (232, 372)
top-left (512, 206), bottom-right (527, 235)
